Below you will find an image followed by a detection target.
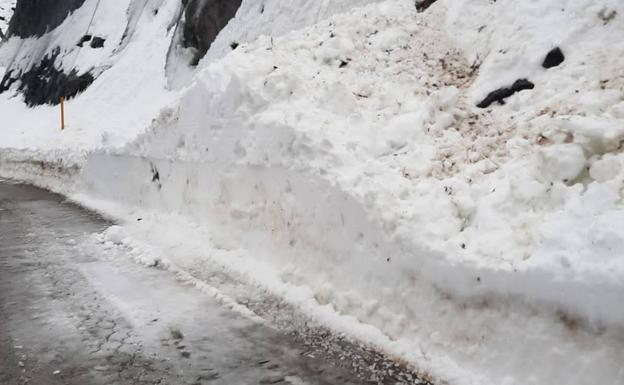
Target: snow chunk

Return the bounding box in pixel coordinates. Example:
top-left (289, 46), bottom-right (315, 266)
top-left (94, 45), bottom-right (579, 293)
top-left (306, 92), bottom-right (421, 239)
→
top-left (589, 154), bottom-right (622, 182)
top-left (538, 144), bottom-right (586, 183)
top-left (103, 225), bottom-right (128, 245)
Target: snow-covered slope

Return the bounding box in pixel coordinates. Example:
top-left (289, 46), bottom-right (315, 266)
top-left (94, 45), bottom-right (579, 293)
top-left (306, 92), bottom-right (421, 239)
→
top-left (1, 1), bottom-right (624, 385)
top-left (0, 0), bottom-right (385, 148)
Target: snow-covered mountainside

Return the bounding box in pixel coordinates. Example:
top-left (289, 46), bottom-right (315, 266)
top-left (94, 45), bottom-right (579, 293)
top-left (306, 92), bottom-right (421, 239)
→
top-left (1, 1), bottom-right (624, 385)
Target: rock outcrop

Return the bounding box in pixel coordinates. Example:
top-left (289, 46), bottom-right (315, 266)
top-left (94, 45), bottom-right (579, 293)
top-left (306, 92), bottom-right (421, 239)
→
top-left (8, 0), bottom-right (87, 38)
top-left (181, 0), bottom-right (242, 65)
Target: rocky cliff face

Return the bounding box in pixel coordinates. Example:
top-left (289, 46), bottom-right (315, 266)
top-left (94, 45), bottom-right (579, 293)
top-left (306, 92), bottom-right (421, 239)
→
top-left (8, 0), bottom-right (87, 37)
top-left (0, 48), bottom-right (94, 106)
top-left (181, 0), bottom-right (242, 65)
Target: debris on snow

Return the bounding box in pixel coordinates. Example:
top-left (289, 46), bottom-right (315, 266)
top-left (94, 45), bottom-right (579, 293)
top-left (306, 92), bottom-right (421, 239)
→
top-left (476, 78), bottom-right (535, 108)
top-left (542, 47), bottom-right (565, 69)
top-left (170, 328), bottom-right (184, 340)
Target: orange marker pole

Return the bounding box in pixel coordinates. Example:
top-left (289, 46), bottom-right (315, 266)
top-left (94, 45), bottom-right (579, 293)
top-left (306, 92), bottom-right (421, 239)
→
top-left (60, 96), bottom-right (65, 130)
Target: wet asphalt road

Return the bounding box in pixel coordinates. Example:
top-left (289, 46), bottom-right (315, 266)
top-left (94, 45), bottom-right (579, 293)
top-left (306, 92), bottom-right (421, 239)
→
top-left (0, 180), bottom-right (431, 385)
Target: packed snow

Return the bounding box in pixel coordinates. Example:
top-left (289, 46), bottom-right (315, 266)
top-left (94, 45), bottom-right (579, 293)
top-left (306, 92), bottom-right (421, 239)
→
top-left (1, 1), bottom-right (624, 385)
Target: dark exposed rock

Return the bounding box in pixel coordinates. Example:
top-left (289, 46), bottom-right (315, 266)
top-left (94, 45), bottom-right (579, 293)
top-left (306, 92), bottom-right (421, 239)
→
top-left (415, 0), bottom-right (438, 12)
top-left (182, 0), bottom-right (243, 65)
top-left (542, 47), bottom-right (565, 69)
top-left (90, 36), bottom-right (105, 48)
top-left (0, 48), bottom-right (94, 106)
top-left (77, 34), bottom-right (92, 47)
top-left (0, 69), bottom-right (18, 91)
top-left (8, 0), bottom-right (87, 38)
top-left (476, 78), bottom-right (535, 108)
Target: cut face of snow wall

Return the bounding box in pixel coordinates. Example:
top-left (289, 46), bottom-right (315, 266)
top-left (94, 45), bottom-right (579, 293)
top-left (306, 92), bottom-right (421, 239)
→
top-left (79, 152), bottom-right (624, 385)
top-left (80, 153), bottom-right (412, 296)
top-left (80, 153), bottom-right (624, 327)
top-left (0, 149), bottom-right (82, 193)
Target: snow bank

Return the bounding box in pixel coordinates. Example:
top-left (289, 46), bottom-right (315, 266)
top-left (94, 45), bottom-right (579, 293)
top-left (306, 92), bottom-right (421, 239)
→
top-left (119, 0), bottom-right (624, 323)
top-left (2, 0), bottom-right (624, 384)
top-left (74, 1), bottom-right (624, 384)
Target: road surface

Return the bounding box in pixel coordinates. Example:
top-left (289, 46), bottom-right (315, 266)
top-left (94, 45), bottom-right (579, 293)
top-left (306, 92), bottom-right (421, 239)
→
top-left (0, 180), bottom-right (430, 385)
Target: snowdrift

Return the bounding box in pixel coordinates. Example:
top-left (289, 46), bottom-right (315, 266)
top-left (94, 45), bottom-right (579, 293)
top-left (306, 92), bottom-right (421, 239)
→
top-left (2, 1), bottom-right (624, 385)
